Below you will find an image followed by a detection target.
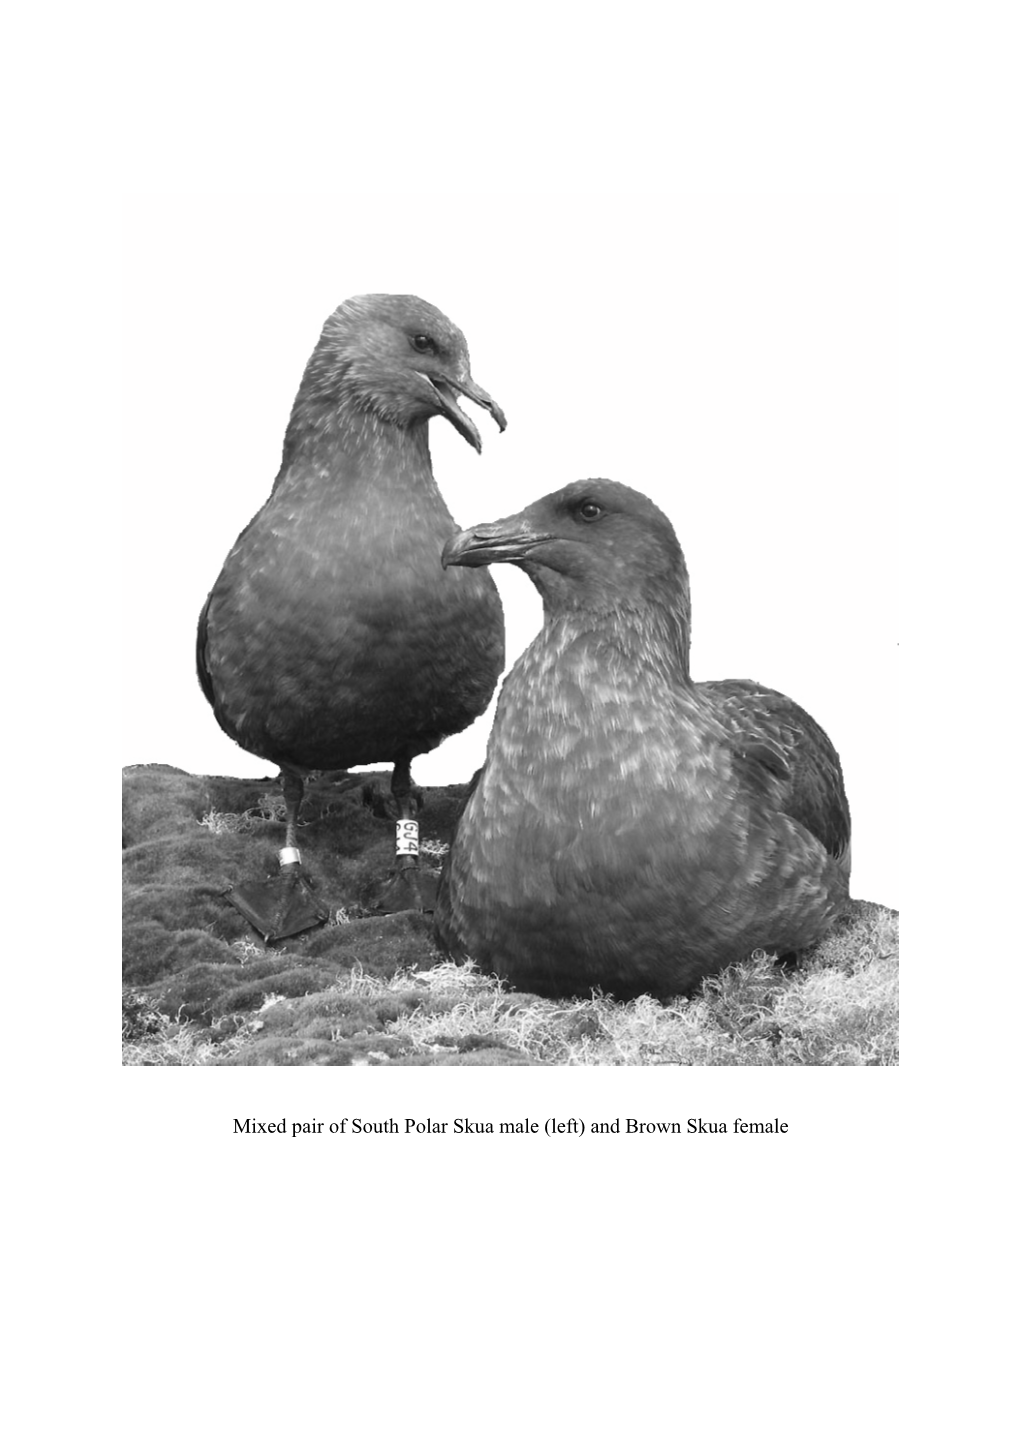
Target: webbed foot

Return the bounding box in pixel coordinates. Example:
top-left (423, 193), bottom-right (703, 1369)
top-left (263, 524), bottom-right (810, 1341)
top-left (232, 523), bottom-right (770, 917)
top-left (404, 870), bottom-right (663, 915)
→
top-left (224, 861), bottom-right (330, 942)
top-left (363, 865), bottom-right (438, 915)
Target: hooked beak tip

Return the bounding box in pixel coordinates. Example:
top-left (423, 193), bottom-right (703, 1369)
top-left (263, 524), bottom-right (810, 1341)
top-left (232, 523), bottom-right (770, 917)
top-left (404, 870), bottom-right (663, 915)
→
top-left (441, 535), bottom-right (463, 569)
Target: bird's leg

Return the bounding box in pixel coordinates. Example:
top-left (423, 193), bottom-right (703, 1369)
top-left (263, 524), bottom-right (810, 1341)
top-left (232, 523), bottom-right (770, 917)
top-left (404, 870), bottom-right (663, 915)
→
top-left (390, 758), bottom-right (420, 873)
top-left (223, 768), bottom-right (327, 941)
top-left (364, 759), bottom-right (437, 913)
top-left (360, 765), bottom-right (424, 819)
top-left (279, 769), bottom-right (305, 861)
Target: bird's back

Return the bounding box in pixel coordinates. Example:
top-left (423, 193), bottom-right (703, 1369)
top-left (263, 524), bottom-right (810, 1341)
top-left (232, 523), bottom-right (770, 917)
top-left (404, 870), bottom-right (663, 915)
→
top-left (701, 679), bottom-right (851, 877)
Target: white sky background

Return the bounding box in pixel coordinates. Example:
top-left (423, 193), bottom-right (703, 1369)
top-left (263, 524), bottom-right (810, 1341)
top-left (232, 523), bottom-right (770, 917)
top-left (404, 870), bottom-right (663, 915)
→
top-left (122, 191), bottom-right (898, 906)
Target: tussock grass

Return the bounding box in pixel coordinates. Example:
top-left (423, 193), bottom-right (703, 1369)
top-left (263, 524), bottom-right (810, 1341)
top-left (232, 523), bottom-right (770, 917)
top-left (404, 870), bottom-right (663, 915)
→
top-left (374, 921), bottom-right (898, 1065)
top-left (123, 766), bottom-right (898, 1067)
top-left (122, 988), bottom-right (269, 1065)
top-left (197, 791), bottom-right (289, 836)
top-left (123, 903), bottom-right (897, 1067)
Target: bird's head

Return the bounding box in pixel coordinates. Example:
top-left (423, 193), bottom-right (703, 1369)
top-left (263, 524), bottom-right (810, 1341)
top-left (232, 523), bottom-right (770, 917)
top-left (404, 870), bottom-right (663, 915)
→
top-left (303, 293), bottom-right (506, 451)
top-left (443, 479), bottom-right (692, 635)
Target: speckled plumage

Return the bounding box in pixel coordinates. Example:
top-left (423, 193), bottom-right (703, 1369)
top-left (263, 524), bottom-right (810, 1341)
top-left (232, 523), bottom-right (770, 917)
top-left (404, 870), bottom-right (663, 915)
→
top-left (197, 293), bottom-right (505, 814)
top-left (435, 480), bottom-right (850, 1000)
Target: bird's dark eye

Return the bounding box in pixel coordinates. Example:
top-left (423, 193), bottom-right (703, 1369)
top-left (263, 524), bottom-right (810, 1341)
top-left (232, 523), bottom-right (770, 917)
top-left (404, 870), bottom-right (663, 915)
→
top-left (577, 501), bottom-right (604, 522)
top-left (411, 333), bottom-right (436, 355)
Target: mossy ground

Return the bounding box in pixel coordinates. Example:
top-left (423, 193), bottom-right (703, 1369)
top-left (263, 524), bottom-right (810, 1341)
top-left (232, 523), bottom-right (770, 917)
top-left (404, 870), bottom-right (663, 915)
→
top-left (123, 764), bottom-right (898, 1066)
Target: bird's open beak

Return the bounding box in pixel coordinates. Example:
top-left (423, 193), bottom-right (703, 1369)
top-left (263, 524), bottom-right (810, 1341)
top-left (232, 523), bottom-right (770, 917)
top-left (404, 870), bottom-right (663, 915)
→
top-left (421, 373), bottom-right (507, 453)
top-left (442, 513), bottom-right (552, 568)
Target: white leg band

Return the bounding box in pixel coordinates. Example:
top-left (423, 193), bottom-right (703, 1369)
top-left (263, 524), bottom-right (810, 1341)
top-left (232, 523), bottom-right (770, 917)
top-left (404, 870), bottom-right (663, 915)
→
top-left (279, 847), bottom-right (301, 866)
top-left (395, 820), bottom-right (419, 857)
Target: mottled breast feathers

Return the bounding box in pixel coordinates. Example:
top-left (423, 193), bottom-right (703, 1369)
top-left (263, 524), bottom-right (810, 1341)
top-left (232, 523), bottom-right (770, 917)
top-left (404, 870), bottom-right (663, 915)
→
top-left (435, 478), bottom-right (851, 999)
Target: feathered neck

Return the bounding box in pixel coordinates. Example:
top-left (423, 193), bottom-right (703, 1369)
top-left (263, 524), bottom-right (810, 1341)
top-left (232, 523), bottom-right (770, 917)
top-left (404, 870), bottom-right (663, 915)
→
top-left (273, 388), bottom-right (433, 498)
top-left (525, 559), bottom-right (693, 685)
top-left (532, 594), bottom-right (693, 691)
